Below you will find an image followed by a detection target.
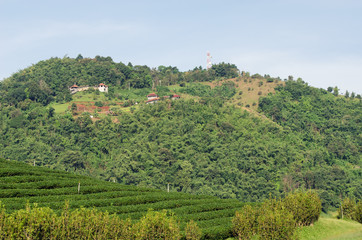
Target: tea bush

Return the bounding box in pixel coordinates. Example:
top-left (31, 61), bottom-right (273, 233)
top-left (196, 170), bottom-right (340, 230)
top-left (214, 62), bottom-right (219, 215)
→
top-left (282, 191), bottom-right (321, 226)
top-left (132, 209), bottom-right (181, 240)
top-left (232, 204), bottom-right (258, 239)
top-left (184, 220), bottom-right (202, 240)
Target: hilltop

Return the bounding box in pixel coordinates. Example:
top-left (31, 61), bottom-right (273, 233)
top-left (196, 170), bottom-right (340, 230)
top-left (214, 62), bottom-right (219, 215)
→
top-left (0, 55), bottom-right (361, 213)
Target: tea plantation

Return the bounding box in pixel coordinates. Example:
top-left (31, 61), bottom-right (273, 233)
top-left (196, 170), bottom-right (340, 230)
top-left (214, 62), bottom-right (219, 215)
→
top-left (0, 158), bottom-right (246, 239)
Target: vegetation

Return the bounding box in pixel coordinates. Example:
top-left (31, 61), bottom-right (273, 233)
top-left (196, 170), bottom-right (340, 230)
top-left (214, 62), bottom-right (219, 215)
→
top-left (299, 212), bottom-right (362, 240)
top-left (0, 158), bottom-right (245, 239)
top-left (338, 197), bottom-right (362, 223)
top-left (0, 55), bottom-right (361, 238)
top-left (232, 191), bottom-right (321, 240)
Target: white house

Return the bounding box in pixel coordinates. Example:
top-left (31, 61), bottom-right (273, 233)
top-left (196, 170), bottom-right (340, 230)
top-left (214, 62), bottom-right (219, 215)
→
top-left (98, 83), bottom-right (108, 93)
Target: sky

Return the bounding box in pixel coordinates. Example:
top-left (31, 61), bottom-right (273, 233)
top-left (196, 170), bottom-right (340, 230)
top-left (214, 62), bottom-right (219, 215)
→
top-left (1, 0), bottom-right (361, 94)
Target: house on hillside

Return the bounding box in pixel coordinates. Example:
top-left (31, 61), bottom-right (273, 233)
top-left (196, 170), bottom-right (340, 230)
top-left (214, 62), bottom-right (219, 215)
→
top-left (98, 83), bottom-right (108, 93)
top-left (146, 97), bottom-right (160, 104)
top-left (147, 93), bottom-right (158, 100)
top-left (69, 84), bottom-right (79, 94)
top-left (171, 94), bottom-right (181, 100)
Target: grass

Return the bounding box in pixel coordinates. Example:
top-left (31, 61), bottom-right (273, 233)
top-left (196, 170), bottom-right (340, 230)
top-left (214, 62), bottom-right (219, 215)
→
top-left (298, 212), bottom-right (362, 240)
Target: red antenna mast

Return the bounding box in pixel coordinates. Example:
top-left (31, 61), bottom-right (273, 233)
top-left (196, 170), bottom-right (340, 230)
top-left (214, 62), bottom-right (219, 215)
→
top-left (207, 51), bottom-right (212, 70)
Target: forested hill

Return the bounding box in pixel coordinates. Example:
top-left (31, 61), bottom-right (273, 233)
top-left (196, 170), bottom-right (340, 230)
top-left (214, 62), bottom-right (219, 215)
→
top-left (0, 56), bottom-right (361, 211)
top-left (0, 55), bottom-right (239, 106)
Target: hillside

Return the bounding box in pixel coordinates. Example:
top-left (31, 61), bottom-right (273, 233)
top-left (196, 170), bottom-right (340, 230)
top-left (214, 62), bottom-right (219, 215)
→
top-left (0, 56), bottom-right (361, 213)
top-left (0, 158), bottom-right (246, 239)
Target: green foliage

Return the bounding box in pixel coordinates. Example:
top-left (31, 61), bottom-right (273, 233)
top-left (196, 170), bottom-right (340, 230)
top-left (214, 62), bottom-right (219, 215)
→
top-left (210, 62), bottom-right (239, 78)
top-left (282, 191), bottom-right (322, 226)
top-left (185, 220), bottom-right (202, 240)
top-left (0, 159), bottom-right (246, 239)
top-left (259, 79), bottom-right (362, 210)
top-left (94, 101), bottom-right (104, 107)
top-left (179, 83), bottom-right (212, 97)
top-left (257, 204), bottom-right (296, 240)
top-left (338, 197), bottom-right (362, 223)
top-left (179, 82), bottom-right (236, 100)
top-left (232, 204), bottom-right (258, 239)
top-left (355, 201), bottom-right (362, 223)
top-left (133, 209), bottom-right (181, 240)
top-left (232, 196), bottom-right (305, 240)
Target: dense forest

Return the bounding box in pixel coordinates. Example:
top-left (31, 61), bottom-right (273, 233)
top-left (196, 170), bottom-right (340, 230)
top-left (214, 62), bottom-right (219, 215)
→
top-left (0, 55), bottom-right (360, 211)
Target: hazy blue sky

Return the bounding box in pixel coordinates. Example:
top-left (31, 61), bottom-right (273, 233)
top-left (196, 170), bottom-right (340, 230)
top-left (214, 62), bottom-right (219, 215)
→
top-left (1, 0), bottom-right (361, 93)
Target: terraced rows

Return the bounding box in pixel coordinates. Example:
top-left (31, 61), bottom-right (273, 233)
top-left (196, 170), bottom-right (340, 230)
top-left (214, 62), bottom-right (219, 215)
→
top-left (0, 159), bottom-right (245, 238)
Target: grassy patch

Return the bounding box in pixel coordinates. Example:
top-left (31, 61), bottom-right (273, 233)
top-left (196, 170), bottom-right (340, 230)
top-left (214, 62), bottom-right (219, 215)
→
top-left (298, 214), bottom-right (362, 240)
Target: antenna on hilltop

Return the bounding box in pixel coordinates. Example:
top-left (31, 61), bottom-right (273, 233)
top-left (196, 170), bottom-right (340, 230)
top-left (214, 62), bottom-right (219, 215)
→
top-left (207, 51), bottom-right (212, 70)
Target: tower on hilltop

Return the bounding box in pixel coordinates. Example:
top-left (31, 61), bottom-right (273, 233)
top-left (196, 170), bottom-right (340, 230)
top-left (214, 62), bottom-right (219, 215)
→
top-left (207, 51), bottom-right (212, 70)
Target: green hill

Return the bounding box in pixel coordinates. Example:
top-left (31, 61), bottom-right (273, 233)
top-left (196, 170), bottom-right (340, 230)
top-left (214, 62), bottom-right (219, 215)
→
top-left (0, 55), bottom-right (361, 213)
top-left (0, 158), bottom-right (247, 239)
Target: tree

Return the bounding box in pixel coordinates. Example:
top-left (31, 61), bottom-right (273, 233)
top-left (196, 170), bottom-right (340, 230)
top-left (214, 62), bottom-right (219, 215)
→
top-left (59, 150), bottom-right (85, 171)
top-left (48, 107), bottom-right (55, 118)
top-left (333, 86), bottom-right (339, 96)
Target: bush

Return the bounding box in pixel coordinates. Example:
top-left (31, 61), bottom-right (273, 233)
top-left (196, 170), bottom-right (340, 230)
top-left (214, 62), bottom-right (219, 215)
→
top-left (132, 209), bottom-right (181, 240)
top-left (94, 101), bottom-right (104, 107)
top-left (232, 204), bottom-right (258, 239)
top-left (355, 201), bottom-right (362, 223)
top-left (338, 197), bottom-right (356, 220)
top-left (185, 220), bottom-right (202, 240)
top-left (2, 203), bottom-right (57, 239)
top-left (257, 205), bottom-right (296, 240)
top-left (283, 191), bottom-right (322, 226)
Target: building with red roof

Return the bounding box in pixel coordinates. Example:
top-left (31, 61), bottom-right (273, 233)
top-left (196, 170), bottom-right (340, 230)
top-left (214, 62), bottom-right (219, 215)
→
top-left (147, 93), bottom-right (158, 100)
top-left (146, 97), bottom-right (160, 104)
top-left (172, 94), bottom-right (181, 100)
top-left (98, 83), bottom-right (108, 93)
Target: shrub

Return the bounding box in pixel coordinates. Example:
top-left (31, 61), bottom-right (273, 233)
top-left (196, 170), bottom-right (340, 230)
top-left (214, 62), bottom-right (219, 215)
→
top-left (0, 202), bottom-right (6, 239)
top-left (258, 91), bottom-right (262, 95)
top-left (132, 209), bottom-right (181, 240)
top-left (283, 191), bottom-right (321, 226)
top-left (354, 201), bottom-right (362, 223)
top-left (95, 101), bottom-right (104, 107)
top-left (185, 220), bottom-right (202, 240)
top-left (232, 204), bottom-right (258, 239)
top-left (338, 197), bottom-right (356, 220)
top-left (257, 205), bottom-right (296, 240)
top-left (3, 203), bottom-right (57, 239)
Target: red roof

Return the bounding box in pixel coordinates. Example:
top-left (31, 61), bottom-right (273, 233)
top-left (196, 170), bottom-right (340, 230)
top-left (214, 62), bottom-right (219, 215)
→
top-left (172, 94), bottom-right (181, 98)
top-left (146, 97), bottom-right (160, 103)
top-left (70, 84), bottom-right (79, 88)
top-left (99, 83), bottom-right (107, 87)
top-left (147, 93), bottom-right (158, 97)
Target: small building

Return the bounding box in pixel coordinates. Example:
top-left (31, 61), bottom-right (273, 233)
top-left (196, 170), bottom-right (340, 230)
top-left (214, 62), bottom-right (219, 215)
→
top-left (69, 84), bottom-right (79, 94)
top-left (171, 94), bottom-right (181, 100)
top-left (98, 83), bottom-right (108, 93)
top-left (146, 97), bottom-right (160, 104)
top-left (147, 93), bottom-right (158, 100)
